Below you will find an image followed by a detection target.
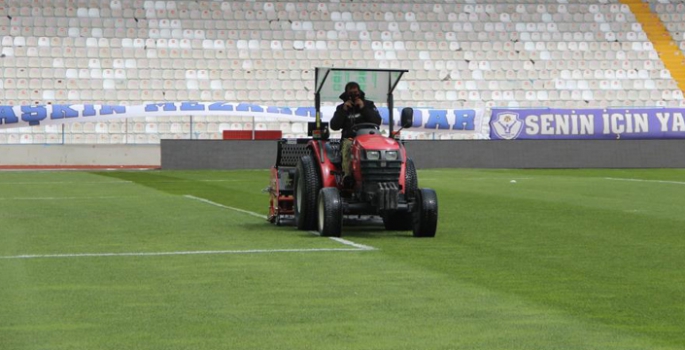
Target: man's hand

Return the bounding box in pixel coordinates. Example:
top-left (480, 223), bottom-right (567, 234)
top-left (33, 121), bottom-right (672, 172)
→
top-left (343, 99), bottom-right (354, 111)
top-left (354, 98), bottom-right (364, 109)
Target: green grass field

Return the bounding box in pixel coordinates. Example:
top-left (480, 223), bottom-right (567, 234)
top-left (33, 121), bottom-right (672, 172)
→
top-left (1, 168), bottom-right (684, 350)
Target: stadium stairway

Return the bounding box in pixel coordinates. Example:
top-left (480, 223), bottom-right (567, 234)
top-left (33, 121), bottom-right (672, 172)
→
top-left (621, 0), bottom-right (685, 92)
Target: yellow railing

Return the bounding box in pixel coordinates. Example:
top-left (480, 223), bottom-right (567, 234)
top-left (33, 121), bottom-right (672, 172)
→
top-left (620, 0), bottom-right (685, 92)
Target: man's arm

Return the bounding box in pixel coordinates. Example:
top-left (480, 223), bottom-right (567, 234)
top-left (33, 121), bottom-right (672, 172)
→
top-left (359, 101), bottom-right (382, 125)
top-left (330, 104), bottom-right (348, 131)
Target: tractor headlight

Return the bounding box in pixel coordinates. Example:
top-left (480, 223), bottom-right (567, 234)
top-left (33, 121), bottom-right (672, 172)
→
top-left (366, 151), bottom-right (380, 160)
top-left (385, 151), bottom-right (398, 161)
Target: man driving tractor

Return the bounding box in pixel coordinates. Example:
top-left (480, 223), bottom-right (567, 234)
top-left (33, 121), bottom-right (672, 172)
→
top-left (330, 82), bottom-right (382, 185)
top-left (267, 68), bottom-right (437, 238)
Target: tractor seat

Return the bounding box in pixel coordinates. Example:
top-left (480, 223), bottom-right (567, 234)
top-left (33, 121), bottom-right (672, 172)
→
top-left (355, 128), bottom-right (379, 136)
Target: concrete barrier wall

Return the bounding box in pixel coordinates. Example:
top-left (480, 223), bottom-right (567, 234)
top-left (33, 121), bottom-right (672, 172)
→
top-left (0, 145), bottom-right (160, 168)
top-left (2, 140), bottom-right (682, 169)
top-left (161, 139), bottom-right (685, 169)
top-left (161, 140), bottom-right (278, 170)
top-left (404, 140), bottom-right (685, 169)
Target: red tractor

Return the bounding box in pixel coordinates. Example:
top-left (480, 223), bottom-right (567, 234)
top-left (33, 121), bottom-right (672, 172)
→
top-left (268, 68), bottom-right (438, 237)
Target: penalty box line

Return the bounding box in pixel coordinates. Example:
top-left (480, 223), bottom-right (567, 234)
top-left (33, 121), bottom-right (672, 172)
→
top-left (184, 195), bottom-right (377, 251)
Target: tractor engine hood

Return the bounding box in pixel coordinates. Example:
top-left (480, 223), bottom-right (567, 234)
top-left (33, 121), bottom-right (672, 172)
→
top-left (355, 134), bottom-right (400, 151)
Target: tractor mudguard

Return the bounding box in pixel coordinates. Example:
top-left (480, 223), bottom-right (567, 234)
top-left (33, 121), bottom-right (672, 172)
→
top-left (324, 140), bottom-right (342, 166)
top-left (306, 140), bottom-right (338, 188)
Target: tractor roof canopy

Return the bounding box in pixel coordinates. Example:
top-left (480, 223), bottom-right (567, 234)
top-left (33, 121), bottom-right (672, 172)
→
top-left (314, 68), bottom-right (408, 106)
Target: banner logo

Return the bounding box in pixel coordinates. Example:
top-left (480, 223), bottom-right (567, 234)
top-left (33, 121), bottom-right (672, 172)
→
top-left (492, 112), bottom-right (523, 140)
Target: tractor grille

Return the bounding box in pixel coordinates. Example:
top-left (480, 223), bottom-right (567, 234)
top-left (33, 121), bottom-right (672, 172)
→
top-left (360, 160), bottom-right (402, 183)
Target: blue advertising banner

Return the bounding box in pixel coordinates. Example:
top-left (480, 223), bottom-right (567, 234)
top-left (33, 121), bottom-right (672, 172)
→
top-left (0, 102), bottom-right (486, 137)
top-left (490, 108), bottom-right (685, 140)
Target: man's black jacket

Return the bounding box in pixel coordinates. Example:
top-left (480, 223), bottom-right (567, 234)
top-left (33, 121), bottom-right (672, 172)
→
top-left (330, 91), bottom-right (382, 139)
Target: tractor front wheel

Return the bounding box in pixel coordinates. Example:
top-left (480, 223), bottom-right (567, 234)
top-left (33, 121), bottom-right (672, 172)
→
top-left (412, 188), bottom-right (438, 238)
top-left (317, 187), bottom-right (343, 237)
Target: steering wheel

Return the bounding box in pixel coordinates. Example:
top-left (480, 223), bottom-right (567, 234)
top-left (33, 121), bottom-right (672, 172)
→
top-left (351, 123), bottom-right (380, 132)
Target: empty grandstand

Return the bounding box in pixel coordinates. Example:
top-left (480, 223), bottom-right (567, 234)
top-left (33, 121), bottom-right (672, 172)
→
top-left (1, 0), bottom-right (684, 143)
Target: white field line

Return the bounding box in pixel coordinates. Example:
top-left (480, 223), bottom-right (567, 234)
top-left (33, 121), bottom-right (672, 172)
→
top-left (0, 196), bottom-right (137, 201)
top-left (604, 177), bottom-right (685, 185)
top-left (327, 237), bottom-right (376, 251)
top-left (0, 248), bottom-right (368, 260)
top-left (0, 180), bottom-right (133, 185)
top-left (185, 195), bottom-right (267, 220)
top-left (0, 179), bottom-right (246, 186)
top-left (184, 195), bottom-right (376, 251)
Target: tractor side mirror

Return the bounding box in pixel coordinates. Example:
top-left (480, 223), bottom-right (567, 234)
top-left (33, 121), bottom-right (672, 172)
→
top-left (400, 107), bottom-right (414, 129)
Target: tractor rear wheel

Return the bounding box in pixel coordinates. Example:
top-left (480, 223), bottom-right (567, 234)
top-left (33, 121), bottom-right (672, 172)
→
top-left (404, 158), bottom-right (418, 200)
top-left (412, 188), bottom-right (438, 238)
top-left (294, 154), bottom-right (321, 230)
top-left (317, 187), bottom-right (343, 237)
